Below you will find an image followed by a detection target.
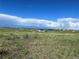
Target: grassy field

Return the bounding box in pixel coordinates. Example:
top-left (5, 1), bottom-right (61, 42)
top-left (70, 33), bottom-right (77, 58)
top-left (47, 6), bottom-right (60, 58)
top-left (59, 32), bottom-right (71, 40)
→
top-left (0, 28), bottom-right (79, 59)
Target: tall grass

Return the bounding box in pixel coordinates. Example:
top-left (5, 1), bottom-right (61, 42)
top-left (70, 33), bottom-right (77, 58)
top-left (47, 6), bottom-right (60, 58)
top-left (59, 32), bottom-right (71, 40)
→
top-left (0, 28), bottom-right (79, 59)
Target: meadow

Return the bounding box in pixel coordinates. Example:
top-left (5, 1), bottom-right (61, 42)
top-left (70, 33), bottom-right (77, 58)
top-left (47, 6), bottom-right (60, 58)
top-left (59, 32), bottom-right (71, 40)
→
top-left (0, 28), bottom-right (79, 59)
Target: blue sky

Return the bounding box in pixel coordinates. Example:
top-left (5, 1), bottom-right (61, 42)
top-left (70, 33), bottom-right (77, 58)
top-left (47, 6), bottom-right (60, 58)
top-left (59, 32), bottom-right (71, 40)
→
top-left (1, 0), bottom-right (79, 19)
top-left (0, 0), bottom-right (79, 30)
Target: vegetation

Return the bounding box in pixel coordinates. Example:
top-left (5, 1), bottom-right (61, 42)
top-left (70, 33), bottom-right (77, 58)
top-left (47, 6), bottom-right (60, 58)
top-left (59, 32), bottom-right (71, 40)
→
top-left (0, 28), bottom-right (79, 59)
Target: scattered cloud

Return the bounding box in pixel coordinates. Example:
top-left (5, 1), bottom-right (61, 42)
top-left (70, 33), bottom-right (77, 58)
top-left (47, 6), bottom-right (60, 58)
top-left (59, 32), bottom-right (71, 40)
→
top-left (0, 13), bottom-right (79, 30)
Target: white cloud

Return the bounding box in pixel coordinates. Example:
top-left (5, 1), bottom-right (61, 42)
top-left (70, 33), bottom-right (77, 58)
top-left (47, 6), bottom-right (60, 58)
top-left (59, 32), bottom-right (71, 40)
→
top-left (57, 18), bottom-right (79, 30)
top-left (0, 13), bottom-right (79, 30)
top-left (0, 14), bottom-right (23, 27)
top-left (19, 18), bottom-right (58, 28)
top-left (0, 13), bottom-right (56, 28)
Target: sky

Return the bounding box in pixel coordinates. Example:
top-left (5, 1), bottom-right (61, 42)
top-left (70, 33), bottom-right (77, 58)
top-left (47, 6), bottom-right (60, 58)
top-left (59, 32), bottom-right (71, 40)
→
top-left (0, 0), bottom-right (79, 30)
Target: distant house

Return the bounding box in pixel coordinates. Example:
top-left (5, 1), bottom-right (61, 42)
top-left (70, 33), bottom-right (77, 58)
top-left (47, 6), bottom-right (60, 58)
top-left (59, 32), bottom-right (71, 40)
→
top-left (36, 29), bottom-right (47, 32)
top-left (72, 30), bottom-right (76, 32)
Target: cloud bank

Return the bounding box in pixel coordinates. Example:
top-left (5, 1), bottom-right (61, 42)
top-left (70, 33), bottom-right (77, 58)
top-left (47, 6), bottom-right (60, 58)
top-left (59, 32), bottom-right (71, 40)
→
top-left (0, 13), bottom-right (79, 30)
